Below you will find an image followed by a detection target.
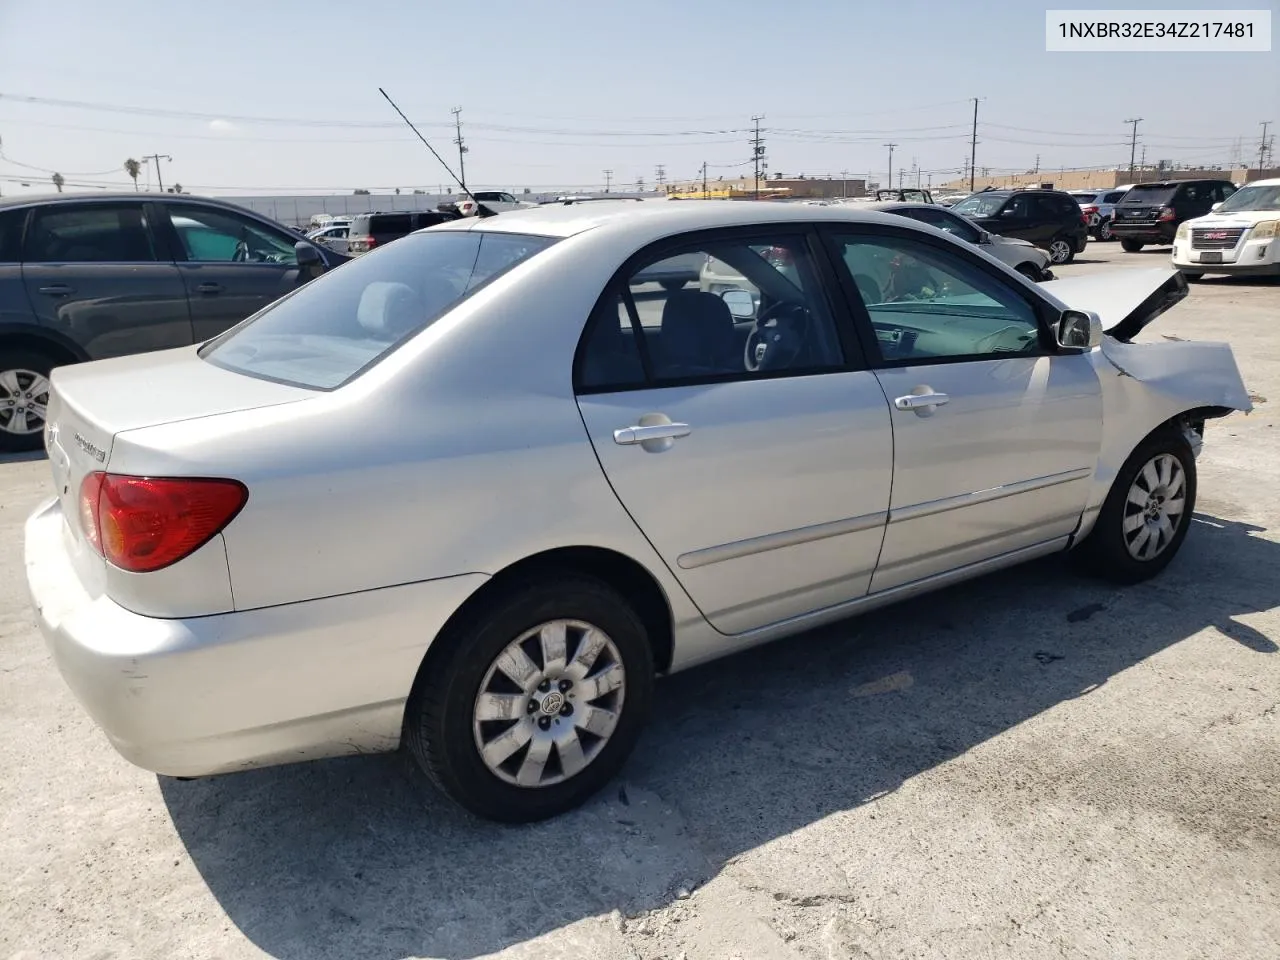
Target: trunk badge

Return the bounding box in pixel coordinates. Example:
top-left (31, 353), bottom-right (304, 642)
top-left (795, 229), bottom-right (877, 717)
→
top-left (73, 432), bottom-right (107, 463)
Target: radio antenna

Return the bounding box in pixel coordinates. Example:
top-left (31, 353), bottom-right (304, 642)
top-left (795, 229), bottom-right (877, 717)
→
top-left (378, 87), bottom-right (495, 217)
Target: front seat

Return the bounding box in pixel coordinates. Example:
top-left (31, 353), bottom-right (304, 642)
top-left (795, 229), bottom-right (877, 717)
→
top-left (658, 290), bottom-right (740, 378)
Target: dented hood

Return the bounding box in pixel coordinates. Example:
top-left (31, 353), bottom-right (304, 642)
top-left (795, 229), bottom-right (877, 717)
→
top-left (1046, 267), bottom-right (1188, 342)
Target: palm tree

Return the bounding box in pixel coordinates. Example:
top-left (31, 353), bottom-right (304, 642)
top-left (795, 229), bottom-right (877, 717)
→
top-left (51, 173), bottom-right (64, 193)
top-left (124, 158), bottom-right (141, 191)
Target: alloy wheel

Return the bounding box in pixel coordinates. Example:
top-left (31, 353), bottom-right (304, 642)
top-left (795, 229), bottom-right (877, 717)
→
top-left (1122, 453), bottom-right (1187, 561)
top-left (1099, 219), bottom-right (1113, 241)
top-left (1048, 239), bottom-right (1072, 264)
top-left (472, 619), bottom-right (626, 788)
top-left (0, 368), bottom-right (50, 437)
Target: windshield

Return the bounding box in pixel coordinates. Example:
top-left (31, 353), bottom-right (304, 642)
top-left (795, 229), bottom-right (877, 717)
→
top-left (1216, 183), bottom-right (1280, 213)
top-left (1121, 184), bottom-right (1177, 205)
top-left (952, 194), bottom-right (1007, 217)
top-left (201, 230), bottom-right (556, 389)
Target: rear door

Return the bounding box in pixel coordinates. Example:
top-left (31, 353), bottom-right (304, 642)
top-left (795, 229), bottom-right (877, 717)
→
top-left (158, 202), bottom-right (304, 342)
top-left (992, 194), bottom-right (1036, 242)
top-left (20, 201), bottom-right (192, 359)
top-left (824, 225), bottom-right (1102, 591)
top-left (0, 208), bottom-right (33, 331)
top-left (575, 227), bottom-right (894, 635)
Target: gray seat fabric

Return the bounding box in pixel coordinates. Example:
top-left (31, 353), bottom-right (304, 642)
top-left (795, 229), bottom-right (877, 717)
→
top-left (658, 290), bottom-right (740, 377)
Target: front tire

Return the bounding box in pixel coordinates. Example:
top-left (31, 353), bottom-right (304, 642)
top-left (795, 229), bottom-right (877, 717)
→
top-left (405, 573), bottom-right (654, 822)
top-left (1077, 430), bottom-right (1197, 584)
top-left (1047, 237), bottom-right (1074, 265)
top-left (1121, 239), bottom-right (1145, 253)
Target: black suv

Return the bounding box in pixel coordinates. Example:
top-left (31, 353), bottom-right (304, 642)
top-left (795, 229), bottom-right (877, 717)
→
top-left (1110, 179), bottom-right (1237, 252)
top-left (0, 193), bottom-right (346, 451)
top-left (950, 189), bottom-right (1089, 265)
top-left (345, 210), bottom-right (459, 255)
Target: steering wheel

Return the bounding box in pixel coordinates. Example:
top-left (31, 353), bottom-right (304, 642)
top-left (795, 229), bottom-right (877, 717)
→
top-left (744, 302), bottom-right (808, 372)
top-left (232, 239), bottom-right (251, 263)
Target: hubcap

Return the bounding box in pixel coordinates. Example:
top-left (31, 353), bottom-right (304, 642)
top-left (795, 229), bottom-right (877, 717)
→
top-left (1100, 220), bottom-right (1112, 240)
top-left (1122, 454), bottom-right (1187, 561)
top-left (0, 369), bottom-right (50, 436)
top-left (473, 619), bottom-right (625, 788)
top-left (1049, 240), bottom-right (1071, 264)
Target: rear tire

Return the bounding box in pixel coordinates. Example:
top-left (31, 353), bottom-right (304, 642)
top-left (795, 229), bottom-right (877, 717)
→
top-left (1097, 219), bottom-right (1114, 241)
top-left (405, 573), bottom-right (654, 822)
top-left (1121, 239), bottom-right (1145, 253)
top-left (0, 347), bottom-right (63, 454)
top-left (1076, 429), bottom-right (1197, 584)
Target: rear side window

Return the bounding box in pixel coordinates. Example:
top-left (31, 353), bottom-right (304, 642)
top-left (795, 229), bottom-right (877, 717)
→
top-left (371, 214), bottom-right (412, 233)
top-left (0, 209), bottom-right (24, 262)
top-left (25, 203), bottom-right (157, 263)
top-left (201, 231), bottom-right (556, 389)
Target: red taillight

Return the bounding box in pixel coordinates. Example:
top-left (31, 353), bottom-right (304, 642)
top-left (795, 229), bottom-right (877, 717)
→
top-left (1081, 205), bottom-right (1098, 214)
top-left (79, 473), bottom-right (248, 573)
top-left (1158, 206), bottom-right (1175, 221)
top-left (1081, 211), bottom-right (1090, 224)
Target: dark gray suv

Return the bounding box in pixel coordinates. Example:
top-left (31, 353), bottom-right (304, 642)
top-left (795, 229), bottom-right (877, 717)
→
top-left (0, 193), bottom-right (347, 451)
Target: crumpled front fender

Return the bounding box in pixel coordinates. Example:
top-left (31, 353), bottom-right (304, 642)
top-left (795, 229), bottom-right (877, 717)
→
top-left (1075, 336), bottom-right (1252, 535)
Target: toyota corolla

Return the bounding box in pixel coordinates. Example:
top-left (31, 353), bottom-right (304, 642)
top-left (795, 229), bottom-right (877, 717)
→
top-left (25, 201), bottom-right (1251, 822)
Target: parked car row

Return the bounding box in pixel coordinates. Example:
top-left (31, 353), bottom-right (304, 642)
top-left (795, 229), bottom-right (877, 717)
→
top-left (0, 193), bottom-right (349, 450)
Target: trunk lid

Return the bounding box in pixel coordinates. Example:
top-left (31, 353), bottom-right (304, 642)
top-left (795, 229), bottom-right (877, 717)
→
top-left (45, 346), bottom-right (314, 553)
top-left (1044, 267), bottom-right (1188, 342)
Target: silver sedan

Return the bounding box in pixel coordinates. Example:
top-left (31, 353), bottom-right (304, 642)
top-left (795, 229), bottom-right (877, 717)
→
top-left (25, 202), bottom-right (1252, 822)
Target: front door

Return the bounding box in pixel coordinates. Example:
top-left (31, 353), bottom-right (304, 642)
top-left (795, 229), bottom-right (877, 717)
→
top-left (575, 229), bottom-right (893, 635)
top-left (827, 227), bottom-right (1102, 592)
top-left (20, 201), bottom-right (192, 359)
top-left (158, 202), bottom-right (305, 341)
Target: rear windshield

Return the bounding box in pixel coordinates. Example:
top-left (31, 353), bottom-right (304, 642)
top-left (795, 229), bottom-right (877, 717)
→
top-left (370, 214), bottom-right (412, 233)
top-left (1070, 193), bottom-right (1099, 203)
top-left (200, 230), bottom-right (556, 389)
top-left (1120, 184), bottom-right (1177, 205)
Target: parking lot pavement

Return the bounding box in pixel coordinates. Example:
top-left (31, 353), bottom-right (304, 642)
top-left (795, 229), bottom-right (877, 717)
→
top-left (0, 245), bottom-right (1276, 960)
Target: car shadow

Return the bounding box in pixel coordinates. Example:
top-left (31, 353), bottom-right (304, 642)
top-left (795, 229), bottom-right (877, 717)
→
top-left (160, 511), bottom-right (1279, 960)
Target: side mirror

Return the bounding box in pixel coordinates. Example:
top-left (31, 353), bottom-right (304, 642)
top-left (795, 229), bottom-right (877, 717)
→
top-left (721, 289), bottom-right (755, 319)
top-left (295, 241), bottom-right (325, 269)
top-left (976, 230), bottom-right (991, 243)
top-left (1055, 309), bottom-right (1102, 351)
top-left (1210, 201), bottom-right (1223, 212)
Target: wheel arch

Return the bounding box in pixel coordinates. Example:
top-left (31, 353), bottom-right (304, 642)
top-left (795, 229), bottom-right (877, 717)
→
top-left (0, 326), bottom-right (90, 366)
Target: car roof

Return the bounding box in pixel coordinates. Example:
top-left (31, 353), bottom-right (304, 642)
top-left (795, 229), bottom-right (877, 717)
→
top-left (0, 191), bottom-right (245, 212)
top-left (1246, 177), bottom-right (1280, 187)
top-left (1128, 179), bottom-right (1231, 187)
top-left (432, 199), bottom-right (917, 242)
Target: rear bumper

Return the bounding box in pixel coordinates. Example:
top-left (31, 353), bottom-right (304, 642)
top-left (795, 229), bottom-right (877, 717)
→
top-left (24, 497), bottom-right (488, 778)
top-left (1111, 223), bottom-right (1176, 243)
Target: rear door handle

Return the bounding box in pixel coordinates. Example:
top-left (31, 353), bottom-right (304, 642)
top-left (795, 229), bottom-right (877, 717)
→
top-left (894, 391), bottom-right (950, 411)
top-left (614, 422), bottom-right (691, 445)
top-left (196, 282), bottom-right (224, 294)
top-left (38, 284), bottom-right (73, 296)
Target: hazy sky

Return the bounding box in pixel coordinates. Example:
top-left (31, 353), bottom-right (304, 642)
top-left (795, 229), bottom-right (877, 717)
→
top-left (0, 0), bottom-right (1275, 195)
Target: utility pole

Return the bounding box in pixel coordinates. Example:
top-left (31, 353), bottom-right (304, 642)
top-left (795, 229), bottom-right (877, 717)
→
top-left (655, 164), bottom-right (666, 192)
top-left (701, 161), bottom-right (708, 198)
top-left (913, 157), bottom-right (920, 189)
top-left (968, 97), bottom-right (981, 191)
top-left (898, 166), bottom-right (906, 188)
top-left (1139, 144), bottom-right (1147, 180)
top-left (1125, 118), bottom-right (1142, 177)
top-left (1259, 121), bottom-right (1273, 178)
top-left (840, 169), bottom-right (849, 198)
top-left (451, 107), bottom-right (468, 190)
top-left (1034, 153), bottom-right (1040, 174)
top-left (142, 153), bottom-right (172, 193)
top-left (884, 143), bottom-right (897, 194)
top-left (603, 169), bottom-right (613, 193)
top-left (750, 116), bottom-right (766, 199)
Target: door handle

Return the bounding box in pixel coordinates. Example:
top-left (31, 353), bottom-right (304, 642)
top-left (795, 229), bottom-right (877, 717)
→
top-left (894, 390), bottom-right (950, 411)
top-left (38, 284), bottom-right (73, 296)
top-left (614, 422), bottom-right (691, 446)
top-left (196, 282), bottom-right (224, 294)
